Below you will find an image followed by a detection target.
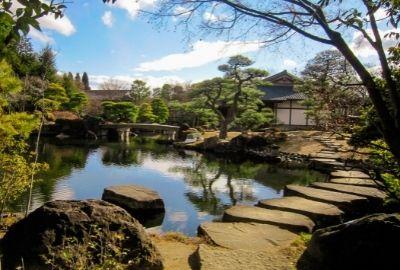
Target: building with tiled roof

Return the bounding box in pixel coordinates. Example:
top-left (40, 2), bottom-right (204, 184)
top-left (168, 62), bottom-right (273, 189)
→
top-left (259, 70), bottom-right (313, 126)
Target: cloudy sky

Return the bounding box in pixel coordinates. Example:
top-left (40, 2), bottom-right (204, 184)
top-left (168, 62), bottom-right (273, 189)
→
top-left (25, 0), bottom-right (394, 89)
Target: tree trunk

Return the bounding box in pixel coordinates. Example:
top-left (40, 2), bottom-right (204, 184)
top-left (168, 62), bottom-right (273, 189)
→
top-left (328, 31), bottom-right (400, 161)
top-left (219, 120), bottom-right (228, 139)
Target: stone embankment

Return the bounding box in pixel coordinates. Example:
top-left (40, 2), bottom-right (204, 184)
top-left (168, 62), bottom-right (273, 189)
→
top-left (196, 134), bottom-right (388, 269)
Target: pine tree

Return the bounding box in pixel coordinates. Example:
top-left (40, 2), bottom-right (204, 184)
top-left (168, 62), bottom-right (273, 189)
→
top-left (138, 103), bottom-right (155, 123)
top-left (151, 98), bottom-right (169, 123)
top-left (38, 46), bottom-right (57, 81)
top-left (82, 72), bottom-right (90, 90)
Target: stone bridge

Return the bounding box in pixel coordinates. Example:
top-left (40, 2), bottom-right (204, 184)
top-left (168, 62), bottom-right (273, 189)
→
top-left (99, 123), bottom-right (180, 142)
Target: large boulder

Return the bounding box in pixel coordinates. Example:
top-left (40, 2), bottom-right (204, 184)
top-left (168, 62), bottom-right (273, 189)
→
top-left (299, 213), bottom-right (400, 270)
top-left (1, 200), bottom-right (163, 270)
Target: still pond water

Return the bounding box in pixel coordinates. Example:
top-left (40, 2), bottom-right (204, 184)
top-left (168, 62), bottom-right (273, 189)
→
top-left (15, 139), bottom-right (326, 236)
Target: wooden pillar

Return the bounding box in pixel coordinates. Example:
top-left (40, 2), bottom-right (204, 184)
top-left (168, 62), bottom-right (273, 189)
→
top-left (289, 100), bottom-right (293, 126)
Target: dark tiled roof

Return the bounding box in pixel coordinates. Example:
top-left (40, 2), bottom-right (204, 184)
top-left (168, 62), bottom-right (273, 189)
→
top-left (259, 85), bottom-right (305, 101)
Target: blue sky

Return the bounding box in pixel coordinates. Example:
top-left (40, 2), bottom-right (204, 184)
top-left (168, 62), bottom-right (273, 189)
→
top-left (25, 0), bottom-right (393, 89)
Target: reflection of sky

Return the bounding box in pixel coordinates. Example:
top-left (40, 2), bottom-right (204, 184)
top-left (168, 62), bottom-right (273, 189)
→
top-left (27, 143), bottom-right (325, 236)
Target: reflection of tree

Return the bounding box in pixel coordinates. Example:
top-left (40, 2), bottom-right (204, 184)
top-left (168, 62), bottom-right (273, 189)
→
top-left (253, 166), bottom-right (325, 193)
top-left (102, 143), bottom-right (142, 166)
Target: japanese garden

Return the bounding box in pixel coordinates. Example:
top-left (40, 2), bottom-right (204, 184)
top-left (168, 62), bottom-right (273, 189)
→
top-left (0, 1), bottom-right (399, 269)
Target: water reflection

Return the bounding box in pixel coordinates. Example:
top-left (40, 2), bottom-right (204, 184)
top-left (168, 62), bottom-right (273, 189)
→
top-left (10, 139), bottom-right (326, 236)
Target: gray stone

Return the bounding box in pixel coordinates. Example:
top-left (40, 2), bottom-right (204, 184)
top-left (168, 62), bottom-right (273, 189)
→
top-left (102, 185), bottom-right (165, 215)
top-left (258, 196), bottom-right (343, 227)
top-left (196, 244), bottom-right (291, 270)
top-left (311, 182), bottom-right (386, 202)
top-left (330, 170), bottom-right (370, 179)
top-left (301, 213), bottom-right (400, 270)
top-left (284, 185), bottom-right (368, 214)
top-left (222, 205), bottom-right (315, 233)
top-left (198, 222), bottom-right (297, 251)
top-left (330, 177), bottom-right (381, 187)
top-left (1, 200), bottom-right (163, 270)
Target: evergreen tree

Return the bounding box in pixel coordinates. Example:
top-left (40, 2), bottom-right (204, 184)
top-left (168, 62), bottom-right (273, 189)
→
top-left (151, 98), bottom-right (169, 124)
top-left (68, 72), bottom-right (74, 81)
top-left (82, 72), bottom-right (90, 90)
top-left (38, 46), bottom-right (57, 81)
top-left (129, 80), bottom-right (151, 105)
top-left (138, 103), bottom-right (155, 123)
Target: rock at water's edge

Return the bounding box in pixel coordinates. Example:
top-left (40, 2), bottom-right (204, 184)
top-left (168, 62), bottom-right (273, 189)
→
top-left (102, 185), bottom-right (165, 215)
top-left (299, 213), bottom-right (400, 270)
top-left (1, 200), bottom-right (163, 270)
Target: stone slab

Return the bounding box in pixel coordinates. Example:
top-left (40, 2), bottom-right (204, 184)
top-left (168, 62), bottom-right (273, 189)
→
top-left (284, 185), bottom-right (367, 213)
top-left (196, 244), bottom-right (294, 270)
top-left (198, 222), bottom-right (297, 251)
top-left (330, 178), bottom-right (380, 188)
top-left (222, 205), bottom-right (315, 233)
top-left (258, 196), bottom-right (343, 227)
top-left (330, 170), bottom-right (370, 179)
top-left (310, 153), bottom-right (340, 159)
top-left (102, 185), bottom-right (165, 213)
top-left (311, 182), bottom-right (386, 201)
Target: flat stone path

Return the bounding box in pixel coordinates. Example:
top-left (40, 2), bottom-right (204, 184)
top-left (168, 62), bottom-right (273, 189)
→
top-left (196, 244), bottom-right (295, 270)
top-left (311, 182), bottom-right (386, 201)
top-left (330, 177), bottom-right (381, 187)
top-left (195, 134), bottom-right (388, 269)
top-left (330, 170), bottom-right (370, 179)
top-left (198, 222), bottom-right (297, 251)
top-left (223, 205), bottom-right (315, 233)
top-left (257, 196), bottom-right (343, 227)
top-left (285, 185), bottom-right (368, 211)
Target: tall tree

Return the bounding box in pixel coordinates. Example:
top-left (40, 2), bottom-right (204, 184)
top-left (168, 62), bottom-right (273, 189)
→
top-left (82, 72), bottom-right (90, 90)
top-left (129, 79), bottom-right (151, 105)
top-left (192, 55), bottom-right (267, 139)
top-left (151, 98), bottom-right (169, 123)
top-left (298, 50), bottom-right (366, 129)
top-left (38, 46), bottom-right (57, 81)
top-left (108, 0), bottom-right (400, 159)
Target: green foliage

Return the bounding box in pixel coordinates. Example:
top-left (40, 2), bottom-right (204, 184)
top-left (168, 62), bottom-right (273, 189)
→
top-left (151, 98), bottom-right (169, 123)
top-left (0, 0), bottom-right (65, 49)
top-left (297, 50), bottom-right (366, 129)
top-left (0, 59), bottom-right (22, 108)
top-left (102, 101), bottom-right (139, 123)
top-left (138, 102), bottom-right (155, 123)
top-left (129, 80), bottom-right (151, 105)
top-left (0, 60), bottom-right (46, 218)
top-left (44, 225), bottom-right (132, 270)
top-left (61, 74), bottom-right (88, 114)
top-left (168, 101), bottom-right (218, 128)
top-left (191, 56), bottom-right (268, 138)
top-left (232, 108), bottom-right (274, 132)
top-left (42, 82), bottom-right (69, 111)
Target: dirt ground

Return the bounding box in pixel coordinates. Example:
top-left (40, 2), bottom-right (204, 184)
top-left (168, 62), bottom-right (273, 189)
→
top-left (150, 232), bottom-right (309, 270)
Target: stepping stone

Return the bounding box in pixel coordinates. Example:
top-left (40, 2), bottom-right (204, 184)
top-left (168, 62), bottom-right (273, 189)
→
top-left (330, 170), bottom-right (370, 179)
top-left (310, 153), bottom-right (340, 159)
top-left (102, 185), bottom-right (165, 215)
top-left (196, 244), bottom-right (288, 270)
top-left (311, 182), bottom-right (386, 201)
top-left (257, 196), bottom-right (343, 227)
top-left (198, 222), bottom-right (297, 251)
top-left (330, 178), bottom-right (381, 188)
top-left (311, 158), bottom-right (346, 170)
top-left (284, 185), bottom-right (367, 214)
top-left (222, 205), bottom-right (315, 233)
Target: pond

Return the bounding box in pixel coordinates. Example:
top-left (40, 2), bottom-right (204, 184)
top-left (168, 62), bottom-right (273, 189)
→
top-left (13, 139), bottom-right (326, 236)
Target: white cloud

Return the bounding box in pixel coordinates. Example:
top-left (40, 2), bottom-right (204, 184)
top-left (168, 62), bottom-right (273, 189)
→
top-left (28, 28), bottom-right (54, 44)
top-left (89, 74), bottom-right (186, 89)
top-left (283, 59), bottom-right (297, 69)
top-left (135, 40), bottom-right (264, 72)
top-left (203, 12), bottom-right (219, 22)
top-left (102, 11), bottom-right (114, 27)
top-left (108, 0), bottom-right (156, 19)
top-left (10, 1), bottom-right (76, 42)
top-left (37, 13), bottom-right (76, 36)
top-left (350, 29), bottom-right (399, 58)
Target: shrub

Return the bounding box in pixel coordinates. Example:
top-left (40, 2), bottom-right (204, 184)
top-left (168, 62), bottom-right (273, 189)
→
top-left (101, 101), bottom-right (138, 123)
